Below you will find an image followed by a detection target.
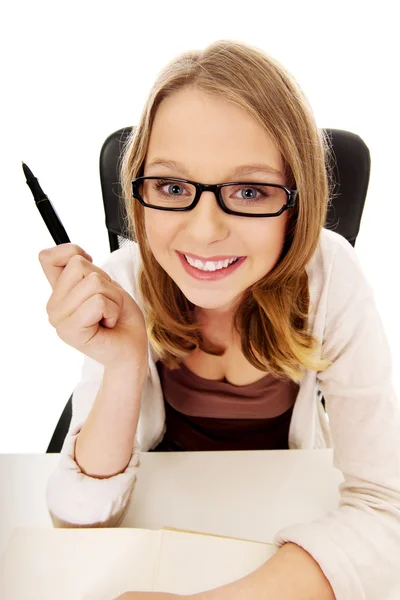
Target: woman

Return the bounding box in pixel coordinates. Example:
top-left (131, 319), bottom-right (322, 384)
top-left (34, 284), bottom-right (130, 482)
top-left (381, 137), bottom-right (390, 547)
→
top-left (39, 40), bottom-right (400, 599)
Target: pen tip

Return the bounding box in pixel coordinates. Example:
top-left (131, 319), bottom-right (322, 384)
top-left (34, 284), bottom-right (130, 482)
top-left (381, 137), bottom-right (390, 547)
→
top-left (22, 162), bottom-right (35, 180)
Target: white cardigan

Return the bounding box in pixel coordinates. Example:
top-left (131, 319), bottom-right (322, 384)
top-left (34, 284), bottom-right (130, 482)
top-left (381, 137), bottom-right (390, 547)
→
top-left (46, 228), bottom-right (400, 599)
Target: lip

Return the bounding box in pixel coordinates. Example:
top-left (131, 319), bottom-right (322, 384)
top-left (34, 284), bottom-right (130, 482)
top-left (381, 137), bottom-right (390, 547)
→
top-left (176, 251), bottom-right (247, 281)
top-left (182, 252), bottom-right (242, 261)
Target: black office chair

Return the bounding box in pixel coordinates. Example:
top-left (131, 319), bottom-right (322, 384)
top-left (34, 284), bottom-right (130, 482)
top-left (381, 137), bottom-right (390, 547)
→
top-left (46, 127), bottom-right (371, 453)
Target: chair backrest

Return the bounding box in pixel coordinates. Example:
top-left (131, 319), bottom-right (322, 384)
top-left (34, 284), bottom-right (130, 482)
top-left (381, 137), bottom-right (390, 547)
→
top-left (99, 127), bottom-right (370, 252)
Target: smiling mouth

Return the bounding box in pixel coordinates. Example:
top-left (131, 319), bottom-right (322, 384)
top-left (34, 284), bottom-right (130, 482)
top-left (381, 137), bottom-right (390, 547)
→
top-left (181, 253), bottom-right (240, 271)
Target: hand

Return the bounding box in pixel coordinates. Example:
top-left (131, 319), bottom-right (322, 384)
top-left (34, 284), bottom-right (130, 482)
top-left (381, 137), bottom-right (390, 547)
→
top-left (38, 243), bottom-right (149, 370)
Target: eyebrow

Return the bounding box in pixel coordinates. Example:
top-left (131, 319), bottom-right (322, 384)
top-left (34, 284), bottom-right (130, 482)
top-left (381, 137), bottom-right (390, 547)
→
top-left (145, 158), bottom-right (283, 179)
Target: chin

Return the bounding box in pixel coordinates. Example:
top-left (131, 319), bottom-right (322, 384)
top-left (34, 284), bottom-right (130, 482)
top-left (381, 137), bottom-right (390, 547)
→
top-left (178, 284), bottom-right (241, 311)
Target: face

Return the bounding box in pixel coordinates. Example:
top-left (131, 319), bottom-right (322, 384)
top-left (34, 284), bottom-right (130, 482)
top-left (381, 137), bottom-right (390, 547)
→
top-left (142, 86), bottom-right (289, 318)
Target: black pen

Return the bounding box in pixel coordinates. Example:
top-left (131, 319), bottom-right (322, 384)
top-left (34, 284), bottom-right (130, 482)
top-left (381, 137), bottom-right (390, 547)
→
top-left (22, 162), bottom-right (71, 245)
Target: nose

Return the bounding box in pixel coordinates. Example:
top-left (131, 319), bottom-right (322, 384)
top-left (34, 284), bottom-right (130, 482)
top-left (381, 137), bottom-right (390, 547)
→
top-left (183, 190), bottom-right (229, 242)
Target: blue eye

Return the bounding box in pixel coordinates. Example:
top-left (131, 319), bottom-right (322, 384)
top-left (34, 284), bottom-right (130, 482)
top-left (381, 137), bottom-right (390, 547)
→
top-left (229, 185), bottom-right (271, 203)
top-left (153, 179), bottom-right (190, 196)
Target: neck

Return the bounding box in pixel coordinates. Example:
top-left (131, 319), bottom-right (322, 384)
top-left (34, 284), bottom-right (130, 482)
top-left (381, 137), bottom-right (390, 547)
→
top-left (194, 304), bottom-right (239, 341)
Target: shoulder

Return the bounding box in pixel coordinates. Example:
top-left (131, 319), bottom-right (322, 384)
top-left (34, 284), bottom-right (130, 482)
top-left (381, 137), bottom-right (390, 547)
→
top-left (308, 227), bottom-right (358, 269)
top-left (99, 241), bottom-right (144, 306)
top-left (305, 228), bottom-right (374, 326)
top-left (307, 227), bottom-right (371, 289)
top-left (100, 240), bottom-right (141, 271)
top-left (306, 229), bottom-right (376, 348)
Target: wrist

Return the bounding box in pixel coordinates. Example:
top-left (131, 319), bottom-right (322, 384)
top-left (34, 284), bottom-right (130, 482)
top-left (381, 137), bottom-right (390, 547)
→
top-left (104, 352), bottom-right (149, 379)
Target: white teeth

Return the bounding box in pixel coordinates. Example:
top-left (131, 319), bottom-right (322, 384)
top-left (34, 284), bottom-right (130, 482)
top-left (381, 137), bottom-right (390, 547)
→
top-left (184, 255), bottom-right (238, 271)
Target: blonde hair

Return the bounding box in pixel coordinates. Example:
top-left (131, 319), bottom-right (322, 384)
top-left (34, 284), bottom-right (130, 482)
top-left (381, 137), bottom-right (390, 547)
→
top-left (120, 39), bottom-right (334, 383)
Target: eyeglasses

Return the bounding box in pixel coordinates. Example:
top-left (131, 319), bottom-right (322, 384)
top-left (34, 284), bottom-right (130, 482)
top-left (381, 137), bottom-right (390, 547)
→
top-left (131, 176), bottom-right (298, 218)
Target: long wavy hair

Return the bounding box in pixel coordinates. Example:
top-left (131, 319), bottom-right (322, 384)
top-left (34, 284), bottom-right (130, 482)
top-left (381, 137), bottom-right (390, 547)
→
top-left (120, 39), bottom-right (335, 383)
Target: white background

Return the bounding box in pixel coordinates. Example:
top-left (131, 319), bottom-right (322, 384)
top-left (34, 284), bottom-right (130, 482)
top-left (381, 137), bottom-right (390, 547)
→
top-left (1, 1), bottom-right (399, 453)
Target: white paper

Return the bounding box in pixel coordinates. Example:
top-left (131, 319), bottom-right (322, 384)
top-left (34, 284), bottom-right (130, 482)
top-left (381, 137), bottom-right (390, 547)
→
top-left (0, 527), bottom-right (159, 600)
top-left (155, 529), bottom-right (275, 595)
top-left (0, 526), bottom-right (275, 600)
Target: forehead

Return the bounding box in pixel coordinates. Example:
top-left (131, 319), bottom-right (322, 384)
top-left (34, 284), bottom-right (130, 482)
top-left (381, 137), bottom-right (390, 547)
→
top-left (145, 87), bottom-right (284, 181)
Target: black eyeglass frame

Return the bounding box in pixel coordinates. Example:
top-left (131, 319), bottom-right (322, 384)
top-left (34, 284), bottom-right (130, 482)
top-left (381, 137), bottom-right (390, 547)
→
top-left (131, 176), bottom-right (298, 218)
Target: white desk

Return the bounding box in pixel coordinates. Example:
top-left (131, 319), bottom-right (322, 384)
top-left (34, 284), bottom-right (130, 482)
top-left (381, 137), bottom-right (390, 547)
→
top-left (3, 450), bottom-right (400, 599)
top-left (0, 449), bottom-right (343, 559)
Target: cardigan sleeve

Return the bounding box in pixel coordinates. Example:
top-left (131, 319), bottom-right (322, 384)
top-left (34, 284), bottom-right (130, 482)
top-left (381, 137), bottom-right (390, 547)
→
top-left (45, 247), bottom-right (147, 528)
top-left (273, 238), bottom-right (400, 599)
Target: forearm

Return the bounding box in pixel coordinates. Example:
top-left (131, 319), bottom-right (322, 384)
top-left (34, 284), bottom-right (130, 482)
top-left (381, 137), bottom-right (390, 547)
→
top-left (194, 542), bottom-right (335, 600)
top-left (75, 359), bottom-right (147, 478)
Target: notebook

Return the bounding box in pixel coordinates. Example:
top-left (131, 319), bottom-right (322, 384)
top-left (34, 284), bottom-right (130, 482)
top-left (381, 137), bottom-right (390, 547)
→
top-left (0, 526), bottom-right (276, 599)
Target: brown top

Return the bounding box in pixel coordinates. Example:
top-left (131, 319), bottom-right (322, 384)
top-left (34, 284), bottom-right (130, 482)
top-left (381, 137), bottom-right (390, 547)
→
top-left (152, 360), bottom-right (300, 452)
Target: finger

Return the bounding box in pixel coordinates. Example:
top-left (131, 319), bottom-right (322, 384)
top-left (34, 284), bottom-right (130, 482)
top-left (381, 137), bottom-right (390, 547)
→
top-left (47, 254), bottom-right (112, 310)
top-left (38, 243), bottom-right (93, 290)
top-left (48, 271), bottom-right (124, 328)
top-left (56, 294), bottom-right (121, 349)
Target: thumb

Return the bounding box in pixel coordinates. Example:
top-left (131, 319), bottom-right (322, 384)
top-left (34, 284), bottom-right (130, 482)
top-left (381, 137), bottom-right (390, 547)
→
top-left (101, 315), bottom-right (118, 328)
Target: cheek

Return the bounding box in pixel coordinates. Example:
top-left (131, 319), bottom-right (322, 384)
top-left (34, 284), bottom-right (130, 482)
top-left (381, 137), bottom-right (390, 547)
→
top-left (144, 212), bottom-right (178, 253)
top-left (248, 216), bottom-right (288, 257)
